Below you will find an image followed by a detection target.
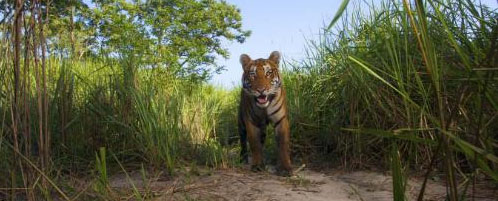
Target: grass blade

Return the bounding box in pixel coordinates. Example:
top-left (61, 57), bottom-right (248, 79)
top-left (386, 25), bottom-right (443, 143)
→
top-left (326, 0), bottom-right (351, 30)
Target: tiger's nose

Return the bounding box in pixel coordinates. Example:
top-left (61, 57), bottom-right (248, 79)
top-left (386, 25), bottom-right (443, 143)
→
top-left (257, 88), bottom-right (265, 94)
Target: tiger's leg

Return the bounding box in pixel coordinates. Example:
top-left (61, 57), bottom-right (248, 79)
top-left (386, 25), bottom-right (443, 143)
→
top-left (275, 116), bottom-right (292, 176)
top-left (260, 124), bottom-right (267, 146)
top-left (246, 121), bottom-right (264, 171)
top-left (238, 114), bottom-right (248, 163)
top-left (259, 124), bottom-right (268, 165)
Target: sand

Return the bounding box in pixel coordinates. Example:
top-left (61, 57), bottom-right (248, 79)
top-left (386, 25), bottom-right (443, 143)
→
top-left (105, 165), bottom-right (496, 201)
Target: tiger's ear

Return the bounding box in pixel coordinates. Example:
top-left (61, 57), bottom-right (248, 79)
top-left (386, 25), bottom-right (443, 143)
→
top-left (268, 51), bottom-right (281, 65)
top-left (240, 54), bottom-right (252, 70)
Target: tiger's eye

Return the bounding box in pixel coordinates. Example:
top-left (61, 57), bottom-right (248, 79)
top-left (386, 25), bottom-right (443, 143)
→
top-left (266, 70), bottom-right (272, 76)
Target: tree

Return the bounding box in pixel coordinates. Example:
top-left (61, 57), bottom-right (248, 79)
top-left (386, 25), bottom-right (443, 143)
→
top-left (43, 0), bottom-right (250, 80)
top-left (3, 0), bottom-right (250, 80)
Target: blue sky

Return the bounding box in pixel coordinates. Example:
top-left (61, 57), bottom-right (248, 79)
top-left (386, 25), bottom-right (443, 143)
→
top-left (210, 0), bottom-right (498, 88)
top-left (210, 0), bottom-right (341, 88)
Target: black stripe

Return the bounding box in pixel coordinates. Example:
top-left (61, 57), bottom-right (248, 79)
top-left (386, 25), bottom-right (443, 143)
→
top-left (252, 106), bottom-right (262, 120)
top-left (250, 111), bottom-right (259, 123)
top-left (274, 115), bottom-right (286, 127)
top-left (269, 102), bottom-right (283, 116)
top-left (250, 107), bottom-right (263, 125)
top-left (272, 92), bottom-right (282, 107)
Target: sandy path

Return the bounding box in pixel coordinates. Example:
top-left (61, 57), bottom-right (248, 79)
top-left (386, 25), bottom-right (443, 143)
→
top-left (164, 169), bottom-right (358, 201)
top-left (108, 166), bottom-right (495, 201)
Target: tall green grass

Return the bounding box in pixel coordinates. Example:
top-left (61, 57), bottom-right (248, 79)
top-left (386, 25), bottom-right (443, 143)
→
top-left (0, 54), bottom-right (239, 199)
top-left (1, 0), bottom-right (496, 200)
top-left (284, 0), bottom-right (497, 199)
top-left (132, 80), bottom-right (238, 172)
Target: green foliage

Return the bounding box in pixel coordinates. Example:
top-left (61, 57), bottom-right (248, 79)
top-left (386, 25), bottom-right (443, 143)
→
top-left (326, 0), bottom-right (350, 30)
top-left (391, 142), bottom-right (406, 201)
top-left (94, 147), bottom-right (109, 196)
top-left (0, 0), bottom-right (246, 199)
top-left (49, 59), bottom-right (238, 172)
top-left (1, 0), bottom-right (250, 80)
top-left (1, 0), bottom-right (497, 200)
top-left (283, 0), bottom-right (497, 200)
top-left (130, 80), bottom-right (238, 171)
top-left (83, 0), bottom-right (249, 80)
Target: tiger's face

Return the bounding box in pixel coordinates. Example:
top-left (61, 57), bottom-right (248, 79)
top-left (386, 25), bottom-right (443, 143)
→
top-left (240, 51), bottom-right (282, 108)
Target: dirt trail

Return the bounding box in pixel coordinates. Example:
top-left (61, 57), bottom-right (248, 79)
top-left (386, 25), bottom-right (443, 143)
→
top-left (109, 166), bottom-right (495, 201)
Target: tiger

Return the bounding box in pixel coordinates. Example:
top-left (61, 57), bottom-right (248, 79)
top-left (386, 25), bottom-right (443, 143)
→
top-left (238, 51), bottom-right (292, 176)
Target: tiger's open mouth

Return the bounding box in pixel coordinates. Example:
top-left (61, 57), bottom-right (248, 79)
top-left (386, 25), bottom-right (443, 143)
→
top-left (256, 95), bottom-right (268, 104)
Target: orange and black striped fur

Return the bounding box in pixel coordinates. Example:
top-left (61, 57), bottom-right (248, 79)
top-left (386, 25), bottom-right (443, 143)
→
top-left (238, 51), bottom-right (292, 176)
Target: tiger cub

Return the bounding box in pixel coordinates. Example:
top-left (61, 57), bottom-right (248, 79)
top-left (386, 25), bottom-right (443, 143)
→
top-left (238, 51), bottom-right (292, 176)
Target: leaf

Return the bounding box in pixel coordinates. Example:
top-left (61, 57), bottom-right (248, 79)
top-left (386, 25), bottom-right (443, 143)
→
top-left (391, 143), bottom-right (406, 201)
top-left (348, 56), bottom-right (420, 108)
top-left (342, 128), bottom-right (437, 145)
top-left (440, 129), bottom-right (498, 164)
top-left (326, 0), bottom-right (350, 31)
